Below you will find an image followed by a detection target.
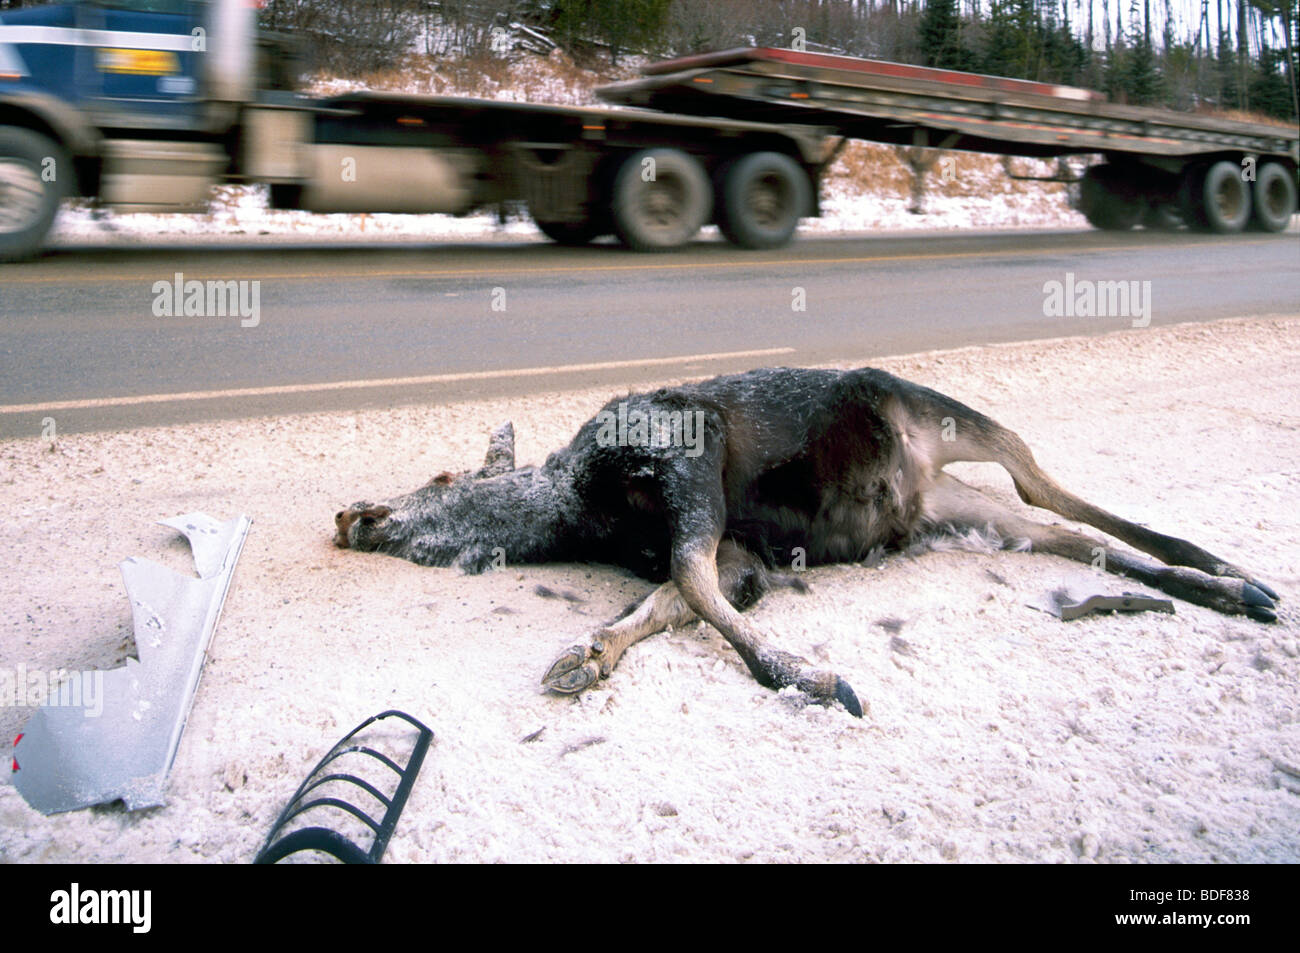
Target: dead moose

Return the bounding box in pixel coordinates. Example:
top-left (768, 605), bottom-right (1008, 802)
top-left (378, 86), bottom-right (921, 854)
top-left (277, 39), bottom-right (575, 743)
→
top-left (334, 367), bottom-right (1278, 717)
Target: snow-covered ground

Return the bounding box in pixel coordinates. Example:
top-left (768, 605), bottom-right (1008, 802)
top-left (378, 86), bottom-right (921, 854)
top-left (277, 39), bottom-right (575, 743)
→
top-left (3, 314), bottom-right (1297, 863)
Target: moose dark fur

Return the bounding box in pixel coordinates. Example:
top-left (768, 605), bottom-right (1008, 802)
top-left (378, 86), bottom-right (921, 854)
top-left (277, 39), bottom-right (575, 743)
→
top-left (335, 367), bottom-right (1278, 716)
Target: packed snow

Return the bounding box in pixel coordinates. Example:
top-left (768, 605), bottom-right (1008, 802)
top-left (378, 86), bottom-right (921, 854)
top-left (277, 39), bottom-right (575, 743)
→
top-left (2, 315), bottom-right (1297, 863)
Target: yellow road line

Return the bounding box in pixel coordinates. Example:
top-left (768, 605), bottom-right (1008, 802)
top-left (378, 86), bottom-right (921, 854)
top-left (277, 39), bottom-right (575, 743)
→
top-left (4, 238), bottom-right (1283, 285)
top-left (0, 347), bottom-right (797, 415)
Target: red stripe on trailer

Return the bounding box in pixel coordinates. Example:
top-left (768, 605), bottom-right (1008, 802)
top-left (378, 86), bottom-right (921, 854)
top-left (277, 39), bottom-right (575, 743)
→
top-left (757, 48), bottom-right (1104, 101)
top-left (643, 46), bottom-right (1104, 103)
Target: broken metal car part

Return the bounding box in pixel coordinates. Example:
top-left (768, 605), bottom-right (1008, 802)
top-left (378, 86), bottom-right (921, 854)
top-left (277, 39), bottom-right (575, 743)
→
top-left (254, 710), bottom-right (433, 865)
top-left (12, 513), bottom-right (251, 815)
top-left (1030, 587), bottom-right (1176, 621)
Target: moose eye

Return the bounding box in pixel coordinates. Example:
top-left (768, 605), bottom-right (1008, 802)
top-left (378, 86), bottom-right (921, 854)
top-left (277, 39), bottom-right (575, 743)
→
top-left (335, 511), bottom-right (343, 521)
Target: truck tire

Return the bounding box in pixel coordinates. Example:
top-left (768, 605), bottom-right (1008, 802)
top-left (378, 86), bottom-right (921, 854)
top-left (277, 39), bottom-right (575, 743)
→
top-left (534, 217), bottom-right (606, 246)
top-left (1141, 202), bottom-right (1184, 230)
top-left (1079, 164), bottom-right (1144, 231)
top-left (1249, 161), bottom-right (1297, 233)
top-left (716, 151), bottom-right (811, 249)
top-left (611, 148), bottom-right (711, 251)
top-left (1183, 160), bottom-right (1251, 233)
top-left (0, 126), bottom-right (68, 262)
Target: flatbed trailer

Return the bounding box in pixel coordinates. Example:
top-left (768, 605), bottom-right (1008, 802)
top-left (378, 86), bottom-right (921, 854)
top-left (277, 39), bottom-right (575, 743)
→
top-left (599, 47), bottom-right (1300, 234)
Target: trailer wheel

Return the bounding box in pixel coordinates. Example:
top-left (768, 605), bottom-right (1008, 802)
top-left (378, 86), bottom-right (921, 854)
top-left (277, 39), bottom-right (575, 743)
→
top-left (1141, 202), bottom-right (1184, 230)
top-left (1248, 162), bottom-right (1297, 233)
top-left (716, 151), bottom-right (810, 249)
top-left (534, 217), bottom-right (606, 246)
top-left (1183, 160), bottom-right (1251, 234)
top-left (611, 148), bottom-right (711, 251)
top-left (1079, 165), bottom-right (1144, 231)
top-left (0, 126), bottom-right (68, 262)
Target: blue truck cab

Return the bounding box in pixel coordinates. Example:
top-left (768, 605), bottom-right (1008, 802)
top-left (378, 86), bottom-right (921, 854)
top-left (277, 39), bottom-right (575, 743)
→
top-left (0, 1), bottom-right (206, 129)
top-left (0, 0), bottom-right (299, 260)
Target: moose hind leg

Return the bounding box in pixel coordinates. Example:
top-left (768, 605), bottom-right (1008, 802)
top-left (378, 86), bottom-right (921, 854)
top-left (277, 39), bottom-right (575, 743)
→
top-left (918, 400), bottom-right (1278, 603)
top-left (542, 541), bottom-right (793, 695)
top-left (925, 474), bottom-right (1277, 621)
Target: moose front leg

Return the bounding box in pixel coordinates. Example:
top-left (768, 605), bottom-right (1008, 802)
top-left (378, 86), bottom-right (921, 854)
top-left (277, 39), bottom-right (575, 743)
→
top-left (542, 578), bottom-right (699, 694)
top-left (670, 541), bottom-right (864, 717)
top-left (542, 540), bottom-right (798, 694)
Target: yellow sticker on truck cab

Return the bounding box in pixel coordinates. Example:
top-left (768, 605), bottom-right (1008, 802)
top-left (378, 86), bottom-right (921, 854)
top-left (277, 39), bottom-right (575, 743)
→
top-left (97, 48), bottom-right (179, 75)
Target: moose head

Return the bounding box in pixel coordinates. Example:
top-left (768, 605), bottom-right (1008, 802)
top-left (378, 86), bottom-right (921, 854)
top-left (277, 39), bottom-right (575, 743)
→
top-left (334, 421), bottom-right (517, 554)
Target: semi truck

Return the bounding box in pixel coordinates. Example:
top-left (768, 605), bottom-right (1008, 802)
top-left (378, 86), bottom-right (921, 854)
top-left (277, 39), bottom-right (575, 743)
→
top-left (1, 0), bottom-right (1296, 262)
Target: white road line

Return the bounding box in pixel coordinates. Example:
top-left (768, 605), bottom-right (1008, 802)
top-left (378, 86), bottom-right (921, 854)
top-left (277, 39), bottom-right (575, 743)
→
top-left (0, 347), bottom-right (797, 415)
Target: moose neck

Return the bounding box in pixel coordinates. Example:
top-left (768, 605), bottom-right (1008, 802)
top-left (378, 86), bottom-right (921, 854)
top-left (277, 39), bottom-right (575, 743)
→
top-left (393, 464), bottom-right (585, 571)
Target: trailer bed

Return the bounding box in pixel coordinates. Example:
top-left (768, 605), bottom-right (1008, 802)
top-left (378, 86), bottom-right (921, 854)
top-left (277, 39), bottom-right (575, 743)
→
top-left (598, 47), bottom-right (1299, 163)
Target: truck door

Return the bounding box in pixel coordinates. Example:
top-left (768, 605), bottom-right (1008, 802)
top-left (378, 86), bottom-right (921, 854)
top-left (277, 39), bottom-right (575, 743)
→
top-left (83, 0), bottom-right (205, 128)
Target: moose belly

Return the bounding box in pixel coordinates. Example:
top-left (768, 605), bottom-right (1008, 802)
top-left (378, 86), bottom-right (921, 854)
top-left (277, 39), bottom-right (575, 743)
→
top-left (806, 488), bottom-right (923, 563)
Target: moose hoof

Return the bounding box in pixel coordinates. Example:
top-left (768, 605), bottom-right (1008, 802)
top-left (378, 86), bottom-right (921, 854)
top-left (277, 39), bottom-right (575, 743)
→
top-left (1246, 579), bottom-right (1279, 603)
top-left (542, 644), bottom-right (602, 695)
top-left (787, 664), bottom-right (864, 717)
top-left (1241, 583), bottom-right (1277, 623)
top-left (833, 677), bottom-right (864, 718)
top-left (801, 674), bottom-right (864, 718)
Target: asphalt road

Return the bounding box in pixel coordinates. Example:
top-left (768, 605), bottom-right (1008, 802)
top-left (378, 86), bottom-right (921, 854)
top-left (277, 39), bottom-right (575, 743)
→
top-left (1, 228), bottom-right (1297, 437)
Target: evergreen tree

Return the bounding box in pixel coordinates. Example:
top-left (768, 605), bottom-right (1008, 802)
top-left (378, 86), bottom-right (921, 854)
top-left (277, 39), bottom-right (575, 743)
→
top-left (551, 0), bottom-right (671, 63)
top-left (1104, 0), bottom-right (1163, 103)
top-left (1250, 46), bottom-right (1297, 116)
top-left (1217, 33), bottom-right (1243, 106)
top-left (1104, 32), bottom-right (1130, 99)
top-left (1041, 11), bottom-right (1087, 84)
top-left (1124, 32), bottom-right (1164, 103)
top-left (981, 0), bottom-right (1025, 77)
top-left (919, 0), bottom-right (976, 70)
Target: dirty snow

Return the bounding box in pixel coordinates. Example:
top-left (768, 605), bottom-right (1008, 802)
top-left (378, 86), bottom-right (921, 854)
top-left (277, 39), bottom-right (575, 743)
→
top-left (2, 314), bottom-right (1298, 863)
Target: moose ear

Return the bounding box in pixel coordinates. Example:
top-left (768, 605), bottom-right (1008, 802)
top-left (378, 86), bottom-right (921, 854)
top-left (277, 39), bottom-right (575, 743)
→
top-left (480, 421), bottom-right (515, 476)
top-left (359, 504), bottom-right (392, 523)
top-left (427, 472), bottom-right (455, 487)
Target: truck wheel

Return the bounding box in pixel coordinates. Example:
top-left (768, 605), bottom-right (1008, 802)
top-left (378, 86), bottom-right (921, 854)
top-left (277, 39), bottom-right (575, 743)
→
top-left (1249, 162), bottom-right (1297, 233)
top-left (1142, 202), bottom-right (1184, 230)
top-left (534, 217), bottom-right (606, 246)
top-left (1079, 164), bottom-right (1144, 230)
top-left (1184, 160), bottom-right (1251, 233)
top-left (0, 126), bottom-right (68, 262)
top-left (716, 151), bottom-right (810, 249)
top-left (611, 148), bottom-right (711, 251)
